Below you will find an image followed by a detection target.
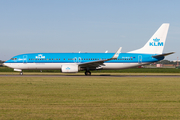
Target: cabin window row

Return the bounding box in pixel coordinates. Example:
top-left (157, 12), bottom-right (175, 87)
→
top-left (28, 58), bottom-right (134, 61)
top-left (29, 59), bottom-right (61, 60)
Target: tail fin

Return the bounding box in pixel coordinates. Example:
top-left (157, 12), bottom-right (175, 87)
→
top-left (128, 23), bottom-right (170, 54)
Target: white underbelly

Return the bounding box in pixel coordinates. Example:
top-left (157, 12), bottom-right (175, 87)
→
top-left (102, 63), bottom-right (150, 69)
top-left (5, 62), bottom-right (151, 70)
top-left (5, 63), bottom-right (77, 70)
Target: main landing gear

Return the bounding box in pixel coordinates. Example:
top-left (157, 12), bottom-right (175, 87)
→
top-left (85, 71), bottom-right (91, 76)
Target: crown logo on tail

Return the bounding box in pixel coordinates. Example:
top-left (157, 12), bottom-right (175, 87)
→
top-left (153, 38), bottom-right (160, 42)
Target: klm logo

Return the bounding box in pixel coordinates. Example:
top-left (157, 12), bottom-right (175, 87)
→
top-left (66, 67), bottom-right (70, 70)
top-left (36, 54), bottom-right (45, 59)
top-left (149, 38), bottom-right (163, 46)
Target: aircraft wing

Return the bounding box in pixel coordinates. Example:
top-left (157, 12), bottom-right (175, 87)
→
top-left (79, 47), bottom-right (122, 68)
top-left (152, 52), bottom-right (175, 58)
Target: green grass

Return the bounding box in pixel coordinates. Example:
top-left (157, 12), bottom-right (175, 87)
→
top-left (0, 77), bottom-right (180, 119)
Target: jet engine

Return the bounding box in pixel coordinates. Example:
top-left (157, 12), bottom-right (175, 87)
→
top-left (61, 64), bottom-right (78, 73)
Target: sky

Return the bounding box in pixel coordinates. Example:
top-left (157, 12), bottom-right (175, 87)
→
top-left (0, 0), bottom-right (180, 61)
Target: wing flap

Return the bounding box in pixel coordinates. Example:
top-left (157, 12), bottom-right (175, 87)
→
top-left (79, 60), bottom-right (105, 68)
top-left (79, 47), bottom-right (122, 68)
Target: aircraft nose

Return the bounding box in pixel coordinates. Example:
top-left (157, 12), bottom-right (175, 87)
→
top-left (3, 62), bottom-right (8, 67)
top-left (3, 63), bottom-right (6, 66)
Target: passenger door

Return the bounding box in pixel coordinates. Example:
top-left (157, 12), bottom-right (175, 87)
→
top-left (23, 55), bottom-right (27, 63)
top-left (138, 55), bottom-right (142, 64)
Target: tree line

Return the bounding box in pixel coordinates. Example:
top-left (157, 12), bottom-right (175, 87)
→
top-left (156, 60), bottom-right (178, 65)
top-left (0, 60), bottom-right (5, 63)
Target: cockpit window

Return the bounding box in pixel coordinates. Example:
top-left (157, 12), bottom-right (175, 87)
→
top-left (10, 58), bottom-right (17, 60)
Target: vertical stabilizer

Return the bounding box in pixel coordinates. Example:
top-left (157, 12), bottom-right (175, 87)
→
top-left (128, 23), bottom-right (169, 54)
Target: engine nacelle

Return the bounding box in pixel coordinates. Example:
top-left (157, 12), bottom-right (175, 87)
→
top-left (61, 64), bottom-right (78, 73)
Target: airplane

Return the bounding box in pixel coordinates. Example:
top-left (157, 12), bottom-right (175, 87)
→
top-left (3, 23), bottom-right (174, 75)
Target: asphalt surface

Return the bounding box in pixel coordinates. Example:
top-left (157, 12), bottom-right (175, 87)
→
top-left (1, 74), bottom-right (180, 77)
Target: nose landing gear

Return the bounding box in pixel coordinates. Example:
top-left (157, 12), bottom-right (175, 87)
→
top-left (20, 72), bottom-right (23, 75)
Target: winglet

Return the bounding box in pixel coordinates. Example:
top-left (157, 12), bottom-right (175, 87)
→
top-left (112, 47), bottom-right (122, 59)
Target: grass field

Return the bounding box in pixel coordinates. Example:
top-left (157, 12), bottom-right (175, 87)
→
top-left (0, 77), bottom-right (180, 119)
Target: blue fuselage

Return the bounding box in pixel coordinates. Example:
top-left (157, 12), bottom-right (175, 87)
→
top-left (5, 53), bottom-right (163, 64)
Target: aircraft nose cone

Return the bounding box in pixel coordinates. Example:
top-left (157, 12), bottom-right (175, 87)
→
top-left (3, 63), bottom-right (7, 67)
top-left (3, 63), bottom-right (5, 66)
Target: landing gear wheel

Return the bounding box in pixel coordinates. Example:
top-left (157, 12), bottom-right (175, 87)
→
top-left (20, 72), bottom-right (23, 76)
top-left (85, 71), bottom-right (91, 76)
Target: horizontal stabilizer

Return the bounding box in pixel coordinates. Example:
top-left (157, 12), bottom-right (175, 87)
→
top-left (152, 52), bottom-right (175, 58)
